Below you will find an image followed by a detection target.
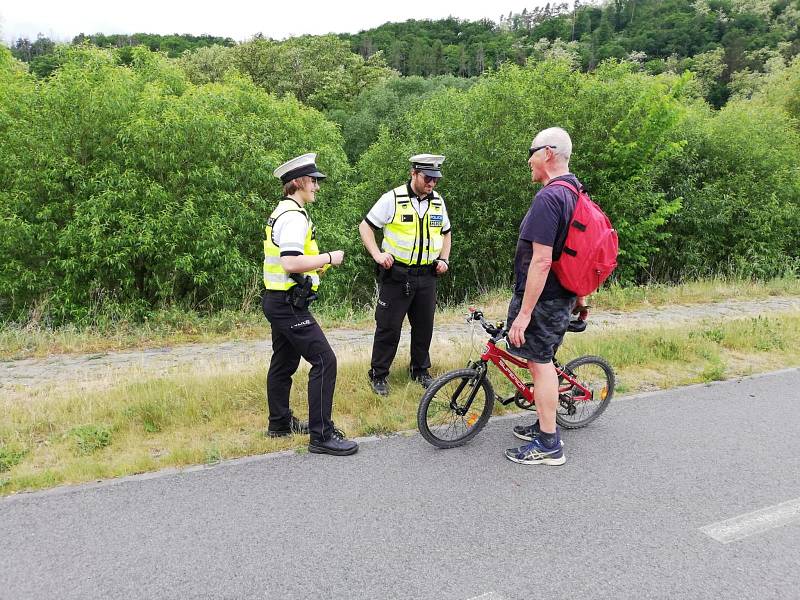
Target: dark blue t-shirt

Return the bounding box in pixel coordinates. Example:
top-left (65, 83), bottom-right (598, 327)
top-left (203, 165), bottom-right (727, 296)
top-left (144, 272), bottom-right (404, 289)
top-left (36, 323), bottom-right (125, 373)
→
top-left (513, 174), bottom-right (580, 300)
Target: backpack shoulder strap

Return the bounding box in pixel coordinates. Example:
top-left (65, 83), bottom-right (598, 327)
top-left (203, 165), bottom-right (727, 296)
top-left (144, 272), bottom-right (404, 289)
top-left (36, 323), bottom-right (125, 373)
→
top-left (546, 179), bottom-right (580, 197)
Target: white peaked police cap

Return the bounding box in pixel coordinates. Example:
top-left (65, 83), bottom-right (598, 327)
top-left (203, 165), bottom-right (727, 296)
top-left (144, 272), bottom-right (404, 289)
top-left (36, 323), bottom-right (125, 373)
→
top-left (409, 154), bottom-right (445, 178)
top-left (273, 153), bottom-right (327, 184)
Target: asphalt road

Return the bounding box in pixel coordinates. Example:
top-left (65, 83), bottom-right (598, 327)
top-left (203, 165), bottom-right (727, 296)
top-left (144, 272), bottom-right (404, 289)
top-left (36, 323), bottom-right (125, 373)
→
top-left (2, 370), bottom-right (799, 600)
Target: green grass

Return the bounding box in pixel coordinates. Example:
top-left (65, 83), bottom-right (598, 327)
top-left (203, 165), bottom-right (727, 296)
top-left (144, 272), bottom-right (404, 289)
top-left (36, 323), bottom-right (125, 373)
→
top-left (1, 312), bottom-right (799, 496)
top-left (591, 276), bottom-right (800, 311)
top-left (2, 276), bottom-right (799, 360)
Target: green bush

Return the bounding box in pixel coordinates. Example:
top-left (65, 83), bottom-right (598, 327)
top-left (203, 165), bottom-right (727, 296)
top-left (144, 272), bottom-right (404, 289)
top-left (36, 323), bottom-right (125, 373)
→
top-left (336, 60), bottom-right (688, 303)
top-left (2, 44), bottom-right (798, 323)
top-left (68, 424), bottom-right (112, 454)
top-left (327, 75), bottom-right (476, 162)
top-left (0, 444), bottom-right (28, 472)
top-left (0, 45), bottom-right (351, 323)
top-left (654, 100), bottom-right (800, 279)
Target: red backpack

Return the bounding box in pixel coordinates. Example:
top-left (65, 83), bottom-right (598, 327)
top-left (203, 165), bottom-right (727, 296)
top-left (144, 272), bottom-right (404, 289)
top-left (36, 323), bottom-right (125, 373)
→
top-left (547, 180), bottom-right (619, 297)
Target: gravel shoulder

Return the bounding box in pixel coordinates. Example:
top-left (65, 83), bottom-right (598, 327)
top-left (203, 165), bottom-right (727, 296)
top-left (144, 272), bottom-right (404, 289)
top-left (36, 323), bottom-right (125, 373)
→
top-left (2, 296), bottom-right (798, 400)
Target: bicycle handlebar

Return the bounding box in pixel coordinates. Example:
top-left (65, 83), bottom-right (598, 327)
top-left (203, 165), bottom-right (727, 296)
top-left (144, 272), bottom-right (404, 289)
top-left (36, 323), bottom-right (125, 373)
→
top-left (467, 307), bottom-right (586, 340)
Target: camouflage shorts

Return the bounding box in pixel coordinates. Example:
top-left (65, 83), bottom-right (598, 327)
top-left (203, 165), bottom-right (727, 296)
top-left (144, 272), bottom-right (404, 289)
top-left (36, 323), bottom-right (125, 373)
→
top-left (506, 294), bottom-right (577, 364)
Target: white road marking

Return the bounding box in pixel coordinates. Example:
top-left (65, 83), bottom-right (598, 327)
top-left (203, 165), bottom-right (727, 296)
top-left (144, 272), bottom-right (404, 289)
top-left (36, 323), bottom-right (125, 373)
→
top-left (700, 497), bottom-right (800, 543)
top-left (467, 593), bottom-right (506, 600)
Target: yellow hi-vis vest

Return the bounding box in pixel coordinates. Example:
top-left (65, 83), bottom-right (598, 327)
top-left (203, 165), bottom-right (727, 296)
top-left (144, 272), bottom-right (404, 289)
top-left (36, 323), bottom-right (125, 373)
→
top-left (263, 199), bottom-right (320, 291)
top-left (381, 184), bottom-right (444, 266)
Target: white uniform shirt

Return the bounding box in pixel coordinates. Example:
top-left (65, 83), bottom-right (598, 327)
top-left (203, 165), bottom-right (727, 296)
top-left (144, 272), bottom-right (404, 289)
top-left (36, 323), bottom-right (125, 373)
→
top-left (365, 186), bottom-right (451, 233)
top-left (272, 210), bottom-right (309, 255)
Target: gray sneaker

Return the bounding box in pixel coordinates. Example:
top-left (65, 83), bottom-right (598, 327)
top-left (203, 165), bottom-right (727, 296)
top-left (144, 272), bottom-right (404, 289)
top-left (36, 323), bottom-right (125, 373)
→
top-left (505, 436), bottom-right (566, 466)
top-left (512, 421), bottom-right (540, 441)
top-left (512, 421), bottom-right (563, 446)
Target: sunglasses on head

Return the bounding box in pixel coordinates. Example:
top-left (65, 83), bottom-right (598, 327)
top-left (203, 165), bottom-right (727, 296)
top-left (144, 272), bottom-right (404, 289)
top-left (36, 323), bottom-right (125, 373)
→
top-left (529, 144), bottom-right (557, 158)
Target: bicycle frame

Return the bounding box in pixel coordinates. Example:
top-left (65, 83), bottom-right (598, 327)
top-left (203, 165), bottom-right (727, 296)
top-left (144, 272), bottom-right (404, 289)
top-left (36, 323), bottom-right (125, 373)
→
top-left (478, 340), bottom-right (593, 405)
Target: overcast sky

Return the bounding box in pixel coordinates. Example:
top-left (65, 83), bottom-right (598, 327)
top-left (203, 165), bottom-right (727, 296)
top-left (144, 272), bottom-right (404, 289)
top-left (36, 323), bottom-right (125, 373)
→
top-left (1, 0), bottom-right (558, 44)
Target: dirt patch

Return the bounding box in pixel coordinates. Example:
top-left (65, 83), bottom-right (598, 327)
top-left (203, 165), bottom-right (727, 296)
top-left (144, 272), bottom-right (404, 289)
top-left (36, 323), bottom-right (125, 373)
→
top-left (1, 297), bottom-right (798, 401)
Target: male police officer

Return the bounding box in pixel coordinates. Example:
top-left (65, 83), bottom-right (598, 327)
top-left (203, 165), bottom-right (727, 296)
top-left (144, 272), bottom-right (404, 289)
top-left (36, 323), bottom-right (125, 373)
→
top-left (262, 153), bottom-right (358, 456)
top-left (359, 154), bottom-right (452, 396)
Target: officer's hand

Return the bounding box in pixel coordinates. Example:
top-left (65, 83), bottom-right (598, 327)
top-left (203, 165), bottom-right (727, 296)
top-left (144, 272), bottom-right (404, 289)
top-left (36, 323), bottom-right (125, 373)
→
top-left (435, 260), bottom-right (449, 275)
top-left (329, 250), bottom-right (344, 266)
top-left (508, 312), bottom-right (531, 348)
top-left (374, 252), bottom-right (394, 269)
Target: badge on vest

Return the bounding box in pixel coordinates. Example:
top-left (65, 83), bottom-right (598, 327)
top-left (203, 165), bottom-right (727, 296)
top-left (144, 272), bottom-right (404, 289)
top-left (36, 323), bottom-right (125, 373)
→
top-left (430, 214), bottom-right (443, 227)
top-left (402, 215), bottom-right (413, 222)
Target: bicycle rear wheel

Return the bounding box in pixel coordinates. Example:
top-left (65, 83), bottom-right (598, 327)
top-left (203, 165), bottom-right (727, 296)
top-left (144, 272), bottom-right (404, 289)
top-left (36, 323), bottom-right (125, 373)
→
top-left (556, 355), bottom-right (614, 429)
top-left (417, 368), bottom-right (494, 448)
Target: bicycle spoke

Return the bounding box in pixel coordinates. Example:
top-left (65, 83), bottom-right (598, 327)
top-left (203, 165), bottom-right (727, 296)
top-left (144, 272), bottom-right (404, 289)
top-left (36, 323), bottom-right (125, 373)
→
top-left (556, 356), bottom-right (614, 429)
top-left (418, 367), bottom-right (495, 448)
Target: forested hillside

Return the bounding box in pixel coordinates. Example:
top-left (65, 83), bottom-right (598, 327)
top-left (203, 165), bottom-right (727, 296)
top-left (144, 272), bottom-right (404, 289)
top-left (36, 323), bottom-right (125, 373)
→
top-left (1, 0), bottom-right (798, 324)
top-left (341, 0), bottom-right (799, 106)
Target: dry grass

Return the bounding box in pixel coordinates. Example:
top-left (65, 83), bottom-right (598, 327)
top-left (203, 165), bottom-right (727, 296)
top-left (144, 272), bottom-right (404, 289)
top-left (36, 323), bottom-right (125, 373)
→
top-left (2, 276), bottom-right (799, 359)
top-left (2, 311), bottom-right (799, 496)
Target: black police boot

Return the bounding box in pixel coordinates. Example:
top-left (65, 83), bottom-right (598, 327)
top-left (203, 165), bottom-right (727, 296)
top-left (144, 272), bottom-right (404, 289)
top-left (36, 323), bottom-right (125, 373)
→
top-left (266, 415), bottom-right (310, 438)
top-left (309, 429), bottom-right (359, 456)
top-left (411, 370), bottom-right (434, 389)
top-left (368, 370), bottom-right (389, 396)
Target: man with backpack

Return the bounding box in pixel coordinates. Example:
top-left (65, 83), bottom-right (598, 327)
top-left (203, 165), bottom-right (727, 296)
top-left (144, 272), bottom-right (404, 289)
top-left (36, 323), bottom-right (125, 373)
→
top-left (505, 127), bottom-right (617, 466)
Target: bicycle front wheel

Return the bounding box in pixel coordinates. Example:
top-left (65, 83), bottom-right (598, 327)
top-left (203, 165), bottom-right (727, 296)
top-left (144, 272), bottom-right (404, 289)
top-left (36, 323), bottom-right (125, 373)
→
top-left (417, 368), bottom-right (495, 448)
top-left (556, 355), bottom-right (615, 429)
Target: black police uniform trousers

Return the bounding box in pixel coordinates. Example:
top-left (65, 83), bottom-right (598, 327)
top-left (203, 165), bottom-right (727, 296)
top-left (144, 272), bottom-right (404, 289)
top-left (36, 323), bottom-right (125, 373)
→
top-left (370, 264), bottom-right (437, 380)
top-left (262, 290), bottom-right (336, 441)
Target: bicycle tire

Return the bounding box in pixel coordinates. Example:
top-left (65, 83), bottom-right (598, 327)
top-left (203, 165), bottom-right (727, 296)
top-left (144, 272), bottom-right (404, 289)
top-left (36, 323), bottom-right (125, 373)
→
top-left (417, 368), bottom-right (495, 449)
top-left (556, 355), bottom-right (614, 429)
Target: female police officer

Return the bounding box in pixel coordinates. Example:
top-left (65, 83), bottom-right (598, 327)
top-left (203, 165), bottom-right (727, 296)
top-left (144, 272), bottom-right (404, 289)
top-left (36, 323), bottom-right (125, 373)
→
top-left (262, 153), bottom-right (358, 456)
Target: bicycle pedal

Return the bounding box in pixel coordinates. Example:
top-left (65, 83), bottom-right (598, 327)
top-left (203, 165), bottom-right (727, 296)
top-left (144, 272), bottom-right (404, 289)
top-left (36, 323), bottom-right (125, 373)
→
top-left (495, 394), bottom-right (516, 405)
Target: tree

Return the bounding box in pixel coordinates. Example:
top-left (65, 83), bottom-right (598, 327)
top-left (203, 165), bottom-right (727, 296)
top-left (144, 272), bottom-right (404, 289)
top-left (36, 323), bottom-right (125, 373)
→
top-left (341, 60), bottom-right (690, 300)
top-left (177, 45), bottom-right (235, 85)
top-left (232, 35), bottom-right (395, 111)
top-left (0, 46), bottom-right (353, 322)
top-left (328, 75), bottom-right (475, 162)
top-left (654, 100), bottom-right (800, 279)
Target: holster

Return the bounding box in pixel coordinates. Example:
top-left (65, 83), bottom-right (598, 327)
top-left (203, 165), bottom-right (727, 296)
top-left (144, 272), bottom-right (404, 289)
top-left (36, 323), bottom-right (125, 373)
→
top-left (377, 264), bottom-right (409, 284)
top-left (389, 264), bottom-right (409, 283)
top-left (287, 273), bottom-right (317, 309)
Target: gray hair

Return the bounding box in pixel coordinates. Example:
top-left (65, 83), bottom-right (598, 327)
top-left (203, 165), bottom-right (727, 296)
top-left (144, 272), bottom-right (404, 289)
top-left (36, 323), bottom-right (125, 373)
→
top-left (532, 127), bottom-right (572, 162)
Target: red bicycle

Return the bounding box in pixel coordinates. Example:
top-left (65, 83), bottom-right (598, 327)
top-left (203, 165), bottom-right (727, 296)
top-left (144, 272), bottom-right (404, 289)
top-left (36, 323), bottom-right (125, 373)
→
top-left (417, 308), bottom-right (614, 448)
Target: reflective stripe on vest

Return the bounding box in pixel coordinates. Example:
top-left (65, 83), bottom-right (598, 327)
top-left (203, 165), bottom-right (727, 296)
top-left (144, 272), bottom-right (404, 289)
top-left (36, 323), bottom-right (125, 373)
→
top-left (381, 184), bottom-right (444, 265)
top-left (263, 199), bottom-right (321, 291)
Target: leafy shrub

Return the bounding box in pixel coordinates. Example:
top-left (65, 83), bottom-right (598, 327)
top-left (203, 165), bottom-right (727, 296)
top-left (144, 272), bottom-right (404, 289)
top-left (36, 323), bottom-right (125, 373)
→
top-left (0, 444), bottom-right (28, 472)
top-left (338, 60), bottom-right (688, 303)
top-left (327, 75), bottom-right (476, 162)
top-left (654, 100), bottom-right (800, 279)
top-left (68, 424), bottom-right (112, 454)
top-left (0, 46), bottom-right (351, 323)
